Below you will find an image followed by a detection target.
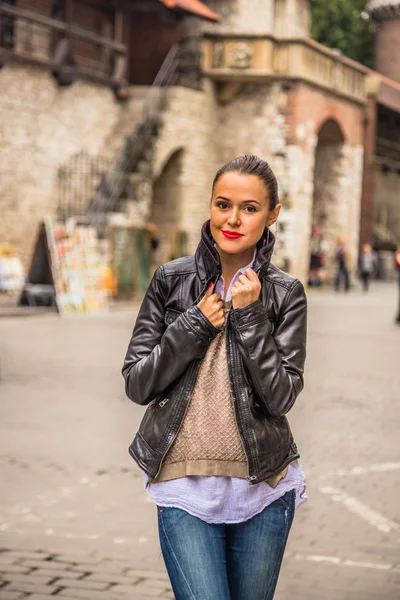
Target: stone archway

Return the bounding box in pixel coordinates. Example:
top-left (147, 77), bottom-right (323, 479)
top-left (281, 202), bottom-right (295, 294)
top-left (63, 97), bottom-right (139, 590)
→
top-left (310, 117), bottom-right (364, 284)
top-left (310, 119), bottom-right (346, 284)
top-left (150, 149), bottom-right (184, 268)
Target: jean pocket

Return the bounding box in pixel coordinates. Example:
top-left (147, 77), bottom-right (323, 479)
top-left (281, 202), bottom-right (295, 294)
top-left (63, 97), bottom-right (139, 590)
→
top-left (276, 489), bottom-right (295, 510)
top-left (276, 497), bottom-right (290, 510)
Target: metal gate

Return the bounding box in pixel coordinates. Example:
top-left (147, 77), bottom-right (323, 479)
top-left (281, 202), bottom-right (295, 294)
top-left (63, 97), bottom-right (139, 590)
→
top-left (57, 150), bottom-right (109, 222)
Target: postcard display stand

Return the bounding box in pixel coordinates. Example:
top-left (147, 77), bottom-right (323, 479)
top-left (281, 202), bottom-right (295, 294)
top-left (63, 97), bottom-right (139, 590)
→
top-left (23, 218), bottom-right (110, 315)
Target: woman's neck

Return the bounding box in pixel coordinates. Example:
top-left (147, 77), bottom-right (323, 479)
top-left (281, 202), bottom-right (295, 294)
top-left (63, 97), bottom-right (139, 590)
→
top-left (217, 246), bottom-right (256, 294)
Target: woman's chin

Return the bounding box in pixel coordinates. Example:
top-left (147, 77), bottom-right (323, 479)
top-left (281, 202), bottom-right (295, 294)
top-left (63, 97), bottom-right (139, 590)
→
top-left (217, 239), bottom-right (251, 255)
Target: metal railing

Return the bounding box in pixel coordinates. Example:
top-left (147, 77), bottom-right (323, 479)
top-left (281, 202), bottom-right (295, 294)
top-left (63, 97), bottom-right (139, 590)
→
top-left (86, 43), bottom-right (181, 233)
top-left (0, 3), bottom-right (127, 86)
top-left (57, 151), bottom-right (110, 222)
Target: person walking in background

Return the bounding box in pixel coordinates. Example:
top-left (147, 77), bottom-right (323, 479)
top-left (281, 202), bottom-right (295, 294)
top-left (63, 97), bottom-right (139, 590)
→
top-left (122, 155), bottom-right (307, 600)
top-left (308, 224), bottom-right (327, 287)
top-left (334, 236), bottom-right (350, 292)
top-left (358, 243), bottom-right (377, 292)
top-left (395, 245), bottom-right (400, 324)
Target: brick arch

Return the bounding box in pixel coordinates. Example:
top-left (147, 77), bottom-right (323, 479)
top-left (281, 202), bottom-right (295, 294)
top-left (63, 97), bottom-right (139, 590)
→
top-left (288, 82), bottom-right (365, 147)
top-left (316, 118), bottom-right (345, 144)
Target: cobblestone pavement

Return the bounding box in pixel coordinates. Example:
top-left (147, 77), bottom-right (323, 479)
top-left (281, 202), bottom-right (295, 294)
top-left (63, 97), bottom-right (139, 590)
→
top-left (0, 282), bottom-right (399, 599)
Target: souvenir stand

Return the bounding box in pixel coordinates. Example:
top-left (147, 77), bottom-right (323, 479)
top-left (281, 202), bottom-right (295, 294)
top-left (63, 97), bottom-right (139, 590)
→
top-left (19, 218), bottom-right (110, 315)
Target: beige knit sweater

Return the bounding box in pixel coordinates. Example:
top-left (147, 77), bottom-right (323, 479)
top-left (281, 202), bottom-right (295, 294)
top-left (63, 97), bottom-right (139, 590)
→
top-left (154, 327), bottom-right (248, 482)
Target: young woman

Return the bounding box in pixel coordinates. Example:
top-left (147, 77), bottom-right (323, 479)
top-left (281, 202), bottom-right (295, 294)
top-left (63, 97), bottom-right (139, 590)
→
top-left (122, 155), bottom-right (307, 600)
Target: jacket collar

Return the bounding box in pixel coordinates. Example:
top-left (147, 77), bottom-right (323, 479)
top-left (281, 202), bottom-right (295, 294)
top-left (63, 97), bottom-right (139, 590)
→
top-left (195, 220), bottom-right (275, 282)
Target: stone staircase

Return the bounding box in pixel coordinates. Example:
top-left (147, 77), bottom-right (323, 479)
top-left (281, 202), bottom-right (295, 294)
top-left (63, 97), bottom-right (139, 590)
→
top-left (86, 45), bottom-right (180, 236)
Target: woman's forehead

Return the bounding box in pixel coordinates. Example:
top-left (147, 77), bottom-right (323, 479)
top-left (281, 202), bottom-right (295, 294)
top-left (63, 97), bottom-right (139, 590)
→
top-left (213, 172), bottom-right (268, 201)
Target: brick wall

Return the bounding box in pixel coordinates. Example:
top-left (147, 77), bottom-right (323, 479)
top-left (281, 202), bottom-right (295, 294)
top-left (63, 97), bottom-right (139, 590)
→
top-left (374, 18), bottom-right (400, 83)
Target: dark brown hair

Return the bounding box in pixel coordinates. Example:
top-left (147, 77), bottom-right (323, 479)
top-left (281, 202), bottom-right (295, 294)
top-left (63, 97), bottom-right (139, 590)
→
top-left (212, 155), bottom-right (279, 210)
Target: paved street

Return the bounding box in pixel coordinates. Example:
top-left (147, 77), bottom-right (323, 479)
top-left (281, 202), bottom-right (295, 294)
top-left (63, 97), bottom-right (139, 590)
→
top-left (0, 282), bottom-right (399, 599)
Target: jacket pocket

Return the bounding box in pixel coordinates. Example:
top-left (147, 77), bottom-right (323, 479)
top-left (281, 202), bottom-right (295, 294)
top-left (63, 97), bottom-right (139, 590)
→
top-left (138, 394), bottom-right (173, 452)
top-left (164, 308), bottom-right (182, 326)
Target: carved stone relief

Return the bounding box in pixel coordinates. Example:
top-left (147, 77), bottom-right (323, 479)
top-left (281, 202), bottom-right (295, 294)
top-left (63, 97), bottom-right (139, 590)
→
top-left (226, 41), bottom-right (253, 69)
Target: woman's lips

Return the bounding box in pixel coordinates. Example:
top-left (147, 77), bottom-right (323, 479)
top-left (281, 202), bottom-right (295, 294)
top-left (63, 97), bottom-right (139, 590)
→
top-left (221, 230), bottom-right (244, 239)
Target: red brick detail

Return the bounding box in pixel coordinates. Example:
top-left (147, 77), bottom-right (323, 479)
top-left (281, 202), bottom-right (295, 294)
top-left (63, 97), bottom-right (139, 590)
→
top-left (359, 97), bottom-right (378, 249)
top-left (286, 82), bottom-right (365, 147)
top-left (375, 18), bottom-right (400, 83)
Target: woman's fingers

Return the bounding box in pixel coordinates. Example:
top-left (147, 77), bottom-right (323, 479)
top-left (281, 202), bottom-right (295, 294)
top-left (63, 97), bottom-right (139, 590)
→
top-left (244, 268), bottom-right (259, 282)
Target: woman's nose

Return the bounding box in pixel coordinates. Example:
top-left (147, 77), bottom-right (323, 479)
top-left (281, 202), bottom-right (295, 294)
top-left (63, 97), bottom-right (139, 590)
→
top-left (227, 210), bottom-right (240, 226)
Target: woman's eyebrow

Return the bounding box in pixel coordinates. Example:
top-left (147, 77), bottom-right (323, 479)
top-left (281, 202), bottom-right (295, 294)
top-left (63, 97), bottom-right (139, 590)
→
top-left (215, 196), bottom-right (262, 206)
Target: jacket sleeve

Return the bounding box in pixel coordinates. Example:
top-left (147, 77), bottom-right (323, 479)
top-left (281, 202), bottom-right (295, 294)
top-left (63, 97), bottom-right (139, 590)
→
top-left (122, 266), bottom-right (221, 406)
top-left (230, 280), bottom-right (307, 417)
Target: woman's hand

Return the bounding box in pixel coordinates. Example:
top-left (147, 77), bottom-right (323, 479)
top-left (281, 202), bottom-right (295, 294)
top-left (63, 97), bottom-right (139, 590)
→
top-left (197, 284), bottom-right (224, 329)
top-left (231, 269), bottom-right (261, 309)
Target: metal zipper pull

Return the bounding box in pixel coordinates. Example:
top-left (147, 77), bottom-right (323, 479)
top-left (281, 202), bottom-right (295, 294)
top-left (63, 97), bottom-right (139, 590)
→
top-left (159, 398), bottom-right (169, 408)
top-left (247, 475), bottom-right (257, 482)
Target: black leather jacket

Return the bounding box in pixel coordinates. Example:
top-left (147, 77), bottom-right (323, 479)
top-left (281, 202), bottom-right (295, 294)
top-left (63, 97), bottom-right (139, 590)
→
top-left (122, 222), bottom-right (307, 484)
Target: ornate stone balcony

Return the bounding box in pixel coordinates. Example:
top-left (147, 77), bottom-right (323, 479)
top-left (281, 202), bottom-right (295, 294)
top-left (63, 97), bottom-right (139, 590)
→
top-left (202, 34), bottom-right (374, 104)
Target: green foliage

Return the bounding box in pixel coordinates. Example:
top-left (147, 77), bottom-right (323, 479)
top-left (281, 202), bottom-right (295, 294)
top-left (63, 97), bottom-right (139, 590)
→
top-left (310, 0), bottom-right (375, 68)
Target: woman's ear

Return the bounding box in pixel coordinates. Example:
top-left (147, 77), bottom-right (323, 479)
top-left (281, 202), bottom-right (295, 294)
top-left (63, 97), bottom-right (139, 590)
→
top-left (267, 204), bottom-right (281, 227)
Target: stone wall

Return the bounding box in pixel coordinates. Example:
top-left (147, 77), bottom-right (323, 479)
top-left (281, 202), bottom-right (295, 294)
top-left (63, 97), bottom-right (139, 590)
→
top-left (189, 0), bottom-right (275, 36)
top-left (312, 142), bottom-right (364, 278)
top-left (274, 0), bottom-right (311, 38)
top-left (0, 63), bottom-right (124, 267)
top-left (152, 82), bottom-right (220, 259)
top-left (185, 0), bottom-right (311, 38)
top-left (151, 149), bottom-right (183, 265)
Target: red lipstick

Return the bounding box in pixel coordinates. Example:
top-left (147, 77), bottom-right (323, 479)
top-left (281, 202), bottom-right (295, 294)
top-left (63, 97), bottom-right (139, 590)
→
top-left (221, 230), bottom-right (244, 239)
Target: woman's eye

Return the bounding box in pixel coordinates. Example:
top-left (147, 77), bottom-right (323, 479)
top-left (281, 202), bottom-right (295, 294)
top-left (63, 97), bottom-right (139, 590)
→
top-left (217, 202), bottom-right (229, 210)
top-left (244, 205), bottom-right (257, 213)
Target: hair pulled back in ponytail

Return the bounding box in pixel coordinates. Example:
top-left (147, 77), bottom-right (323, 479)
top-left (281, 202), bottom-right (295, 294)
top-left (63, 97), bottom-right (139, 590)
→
top-left (212, 155), bottom-right (279, 210)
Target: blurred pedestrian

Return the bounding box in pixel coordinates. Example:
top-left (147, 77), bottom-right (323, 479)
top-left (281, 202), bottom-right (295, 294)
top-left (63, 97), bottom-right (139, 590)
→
top-left (122, 155), bottom-right (307, 600)
top-left (308, 224), bottom-right (327, 287)
top-left (358, 243), bottom-right (377, 292)
top-left (334, 236), bottom-right (350, 292)
top-left (395, 245), bottom-right (400, 324)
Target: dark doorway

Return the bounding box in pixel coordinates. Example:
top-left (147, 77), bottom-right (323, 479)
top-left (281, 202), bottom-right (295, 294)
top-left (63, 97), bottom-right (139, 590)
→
top-left (128, 5), bottom-right (183, 84)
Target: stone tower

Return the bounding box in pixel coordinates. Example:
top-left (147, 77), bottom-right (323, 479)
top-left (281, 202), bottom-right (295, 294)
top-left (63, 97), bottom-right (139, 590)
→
top-left (367, 0), bottom-right (400, 82)
top-left (185, 0), bottom-right (310, 37)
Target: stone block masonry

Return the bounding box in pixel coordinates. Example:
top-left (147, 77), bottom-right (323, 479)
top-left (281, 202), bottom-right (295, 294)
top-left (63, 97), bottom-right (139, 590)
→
top-left (0, 63), bottom-right (133, 268)
top-left (0, 548), bottom-right (173, 599)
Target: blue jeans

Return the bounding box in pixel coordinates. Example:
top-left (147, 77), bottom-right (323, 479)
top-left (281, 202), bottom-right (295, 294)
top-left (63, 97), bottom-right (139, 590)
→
top-left (335, 264), bottom-right (350, 291)
top-left (157, 489), bottom-right (295, 600)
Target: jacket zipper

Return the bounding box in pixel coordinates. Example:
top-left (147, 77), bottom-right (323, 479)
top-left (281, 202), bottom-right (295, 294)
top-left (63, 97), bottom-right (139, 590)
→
top-left (234, 264), bottom-right (264, 483)
top-left (226, 312), bottom-right (256, 482)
